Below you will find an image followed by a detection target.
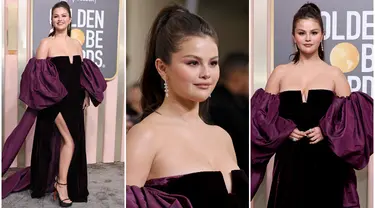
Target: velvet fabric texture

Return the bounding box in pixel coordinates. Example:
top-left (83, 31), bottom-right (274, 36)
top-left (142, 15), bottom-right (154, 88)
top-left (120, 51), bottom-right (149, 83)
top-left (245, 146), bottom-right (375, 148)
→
top-left (127, 170), bottom-right (249, 208)
top-left (2, 57), bottom-right (107, 201)
top-left (251, 88), bottom-right (373, 208)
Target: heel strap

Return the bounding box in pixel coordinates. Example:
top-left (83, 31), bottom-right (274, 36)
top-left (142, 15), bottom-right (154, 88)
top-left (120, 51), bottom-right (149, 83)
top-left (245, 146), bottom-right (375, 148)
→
top-left (54, 176), bottom-right (67, 186)
top-left (56, 180), bottom-right (67, 186)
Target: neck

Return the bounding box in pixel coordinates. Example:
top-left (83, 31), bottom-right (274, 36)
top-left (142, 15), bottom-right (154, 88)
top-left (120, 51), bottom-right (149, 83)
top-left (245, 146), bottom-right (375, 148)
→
top-left (54, 30), bottom-right (68, 38)
top-left (157, 94), bottom-right (200, 122)
top-left (297, 51), bottom-right (321, 65)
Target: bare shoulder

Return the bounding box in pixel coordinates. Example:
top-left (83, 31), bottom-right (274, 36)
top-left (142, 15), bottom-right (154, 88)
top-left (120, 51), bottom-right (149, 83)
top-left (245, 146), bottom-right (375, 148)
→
top-left (209, 125), bottom-right (234, 147)
top-left (325, 64), bottom-right (351, 96)
top-left (328, 65), bottom-right (344, 76)
top-left (210, 124), bottom-right (229, 135)
top-left (36, 38), bottom-right (52, 59)
top-left (209, 125), bottom-right (238, 161)
top-left (127, 122), bottom-right (158, 148)
top-left (265, 63), bottom-right (291, 94)
top-left (126, 122), bottom-right (160, 186)
top-left (70, 38), bottom-right (82, 48)
top-left (40, 37), bottom-right (52, 45)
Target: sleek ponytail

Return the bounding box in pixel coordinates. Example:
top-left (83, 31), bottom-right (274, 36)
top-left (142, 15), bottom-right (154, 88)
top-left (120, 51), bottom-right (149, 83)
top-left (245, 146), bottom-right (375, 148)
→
top-left (140, 4), bottom-right (218, 120)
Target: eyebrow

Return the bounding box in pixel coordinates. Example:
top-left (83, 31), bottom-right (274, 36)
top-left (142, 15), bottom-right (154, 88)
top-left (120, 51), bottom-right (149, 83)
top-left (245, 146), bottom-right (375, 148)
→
top-left (182, 55), bottom-right (219, 61)
top-left (296, 28), bottom-right (320, 32)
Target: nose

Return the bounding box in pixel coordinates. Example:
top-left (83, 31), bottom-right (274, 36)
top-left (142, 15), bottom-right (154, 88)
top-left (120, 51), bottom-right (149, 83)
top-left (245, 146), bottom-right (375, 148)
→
top-left (200, 65), bottom-right (211, 79)
top-left (305, 34), bottom-right (311, 42)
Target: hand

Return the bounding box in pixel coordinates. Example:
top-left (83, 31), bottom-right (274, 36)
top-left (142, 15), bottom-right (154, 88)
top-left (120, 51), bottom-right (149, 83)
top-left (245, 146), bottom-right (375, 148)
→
top-left (305, 127), bottom-right (324, 144)
top-left (83, 96), bottom-right (90, 110)
top-left (289, 128), bottom-right (306, 142)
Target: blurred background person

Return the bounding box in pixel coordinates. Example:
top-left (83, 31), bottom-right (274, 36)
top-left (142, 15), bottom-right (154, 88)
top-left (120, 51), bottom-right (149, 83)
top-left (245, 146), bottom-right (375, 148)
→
top-left (126, 82), bottom-right (142, 131)
top-left (209, 52), bottom-right (249, 176)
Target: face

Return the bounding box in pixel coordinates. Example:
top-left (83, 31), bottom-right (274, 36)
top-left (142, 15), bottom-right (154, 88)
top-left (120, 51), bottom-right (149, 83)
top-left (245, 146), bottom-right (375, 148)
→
top-left (156, 36), bottom-right (220, 102)
top-left (293, 18), bottom-right (323, 55)
top-left (52, 7), bottom-right (71, 32)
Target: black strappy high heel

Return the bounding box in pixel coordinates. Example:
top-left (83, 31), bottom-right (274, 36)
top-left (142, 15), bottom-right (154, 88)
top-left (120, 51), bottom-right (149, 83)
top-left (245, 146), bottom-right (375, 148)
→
top-left (53, 176), bottom-right (73, 207)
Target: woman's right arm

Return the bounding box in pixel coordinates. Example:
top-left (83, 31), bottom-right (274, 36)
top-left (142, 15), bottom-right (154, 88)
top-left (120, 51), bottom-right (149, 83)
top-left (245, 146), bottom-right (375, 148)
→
top-left (126, 124), bottom-right (157, 187)
top-left (35, 38), bottom-right (49, 59)
top-left (264, 65), bottom-right (287, 94)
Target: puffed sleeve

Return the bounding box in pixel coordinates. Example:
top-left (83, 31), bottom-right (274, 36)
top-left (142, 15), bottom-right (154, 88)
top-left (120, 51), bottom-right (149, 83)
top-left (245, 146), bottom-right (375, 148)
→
top-left (80, 58), bottom-right (107, 107)
top-left (251, 89), bottom-right (296, 199)
top-left (126, 185), bottom-right (193, 208)
top-left (19, 58), bottom-right (67, 110)
top-left (319, 91), bottom-right (373, 170)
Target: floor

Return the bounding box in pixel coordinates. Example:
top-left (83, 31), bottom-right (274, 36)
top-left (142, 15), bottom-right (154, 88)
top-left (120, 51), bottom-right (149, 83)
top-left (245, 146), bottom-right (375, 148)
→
top-left (2, 162), bottom-right (124, 208)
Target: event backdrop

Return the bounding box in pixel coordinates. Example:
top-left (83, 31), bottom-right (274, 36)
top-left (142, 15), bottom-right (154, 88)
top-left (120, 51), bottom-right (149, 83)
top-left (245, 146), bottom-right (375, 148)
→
top-left (274, 0), bottom-right (373, 97)
top-left (32, 0), bottom-right (119, 80)
top-left (3, 0), bottom-right (124, 169)
top-left (251, 0), bottom-right (373, 207)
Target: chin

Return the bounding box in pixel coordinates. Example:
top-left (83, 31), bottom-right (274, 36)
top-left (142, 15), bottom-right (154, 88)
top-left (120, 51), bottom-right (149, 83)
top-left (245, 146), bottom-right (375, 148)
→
top-left (55, 25), bottom-right (67, 31)
top-left (189, 94), bottom-right (210, 103)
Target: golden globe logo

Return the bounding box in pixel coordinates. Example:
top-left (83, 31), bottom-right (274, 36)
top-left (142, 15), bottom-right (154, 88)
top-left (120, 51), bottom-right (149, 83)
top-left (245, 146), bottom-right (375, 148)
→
top-left (330, 42), bottom-right (360, 73)
top-left (71, 28), bottom-right (85, 46)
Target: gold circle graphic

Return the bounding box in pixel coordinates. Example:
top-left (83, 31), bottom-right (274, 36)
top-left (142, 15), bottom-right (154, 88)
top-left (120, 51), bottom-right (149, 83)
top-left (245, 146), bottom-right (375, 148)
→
top-left (330, 42), bottom-right (359, 73)
top-left (71, 28), bottom-right (85, 46)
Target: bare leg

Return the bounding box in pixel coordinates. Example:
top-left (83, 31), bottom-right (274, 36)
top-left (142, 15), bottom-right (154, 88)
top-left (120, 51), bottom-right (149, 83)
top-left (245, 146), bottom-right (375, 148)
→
top-left (54, 113), bottom-right (74, 203)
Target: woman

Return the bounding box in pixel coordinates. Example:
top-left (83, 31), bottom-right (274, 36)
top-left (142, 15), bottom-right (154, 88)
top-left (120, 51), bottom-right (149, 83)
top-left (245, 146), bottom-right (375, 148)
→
top-left (2, 2), bottom-right (107, 207)
top-left (251, 3), bottom-right (373, 208)
top-left (126, 4), bottom-right (249, 208)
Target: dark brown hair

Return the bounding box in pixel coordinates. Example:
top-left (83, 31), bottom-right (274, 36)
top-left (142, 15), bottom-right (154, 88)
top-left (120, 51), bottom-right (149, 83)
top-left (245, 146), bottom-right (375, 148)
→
top-left (48, 1), bottom-right (72, 37)
top-left (290, 2), bottom-right (324, 63)
top-left (140, 4), bottom-right (218, 120)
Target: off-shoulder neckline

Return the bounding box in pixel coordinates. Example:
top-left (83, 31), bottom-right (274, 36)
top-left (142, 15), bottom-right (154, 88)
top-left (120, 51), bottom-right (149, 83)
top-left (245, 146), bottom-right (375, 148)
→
top-left (48, 55), bottom-right (81, 65)
top-left (279, 89), bottom-right (334, 103)
top-left (145, 169), bottom-right (244, 194)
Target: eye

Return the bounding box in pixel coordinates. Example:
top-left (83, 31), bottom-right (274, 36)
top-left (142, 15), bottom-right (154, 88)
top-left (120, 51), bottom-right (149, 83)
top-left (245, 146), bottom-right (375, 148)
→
top-left (210, 61), bottom-right (218, 66)
top-left (187, 61), bottom-right (199, 66)
top-left (298, 32), bottom-right (304, 35)
top-left (312, 31), bottom-right (318, 35)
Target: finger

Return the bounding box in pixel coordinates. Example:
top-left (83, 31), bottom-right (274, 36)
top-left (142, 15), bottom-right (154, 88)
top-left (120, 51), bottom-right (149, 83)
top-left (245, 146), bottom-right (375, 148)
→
top-left (295, 129), bottom-right (307, 137)
top-left (309, 135), bottom-right (323, 144)
top-left (310, 138), bottom-right (322, 144)
top-left (306, 131), bottom-right (317, 138)
top-left (290, 133), bottom-right (303, 139)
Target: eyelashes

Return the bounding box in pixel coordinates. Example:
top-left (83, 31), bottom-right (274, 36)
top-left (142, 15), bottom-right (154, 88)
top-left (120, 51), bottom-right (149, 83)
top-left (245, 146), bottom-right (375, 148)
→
top-left (298, 32), bottom-right (319, 35)
top-left (186, 61), bottom-right (218, 67)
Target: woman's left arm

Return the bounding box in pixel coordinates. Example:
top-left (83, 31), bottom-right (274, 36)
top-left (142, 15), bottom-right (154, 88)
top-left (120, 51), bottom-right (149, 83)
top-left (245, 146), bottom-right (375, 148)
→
top-left (332, 66), bottom-right (351, 97)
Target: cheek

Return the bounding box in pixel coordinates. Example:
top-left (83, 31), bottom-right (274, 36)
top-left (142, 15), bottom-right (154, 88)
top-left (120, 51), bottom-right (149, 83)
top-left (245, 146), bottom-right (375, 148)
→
top-left (295, 35), bottom-right (304, 43)
top-left (211, 68), bottom-right (220, 83)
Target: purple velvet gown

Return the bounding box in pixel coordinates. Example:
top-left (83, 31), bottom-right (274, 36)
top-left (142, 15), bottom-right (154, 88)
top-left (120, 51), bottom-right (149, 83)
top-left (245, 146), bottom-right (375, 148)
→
top-left (251, 89), bottom-right (373, 208)
top-left (127, 170), bottom-right (249, 208)
top-left (2, 56), bottom-right (107, 202)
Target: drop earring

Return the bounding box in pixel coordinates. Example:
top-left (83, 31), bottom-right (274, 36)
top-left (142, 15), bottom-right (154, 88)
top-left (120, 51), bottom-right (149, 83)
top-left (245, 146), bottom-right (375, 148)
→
top-left (164, 81), bottom-right (169, 97)
top-left (295, 43), bottom-right (298, 52)
top-left (321, 42), bottom-right (324, 51)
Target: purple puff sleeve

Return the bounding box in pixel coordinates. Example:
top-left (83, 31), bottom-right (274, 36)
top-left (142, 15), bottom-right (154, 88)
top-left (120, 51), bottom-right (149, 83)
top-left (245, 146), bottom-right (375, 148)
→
top-left (3, 58), bottom-right (67, 175)
top-left (19, 58), bottom-right (67, 110)
top-left (3, 58), bottom-right (67, 198)
top-left (251, 89), bottom-right (296, 199)
top-left (319, 92), bottom-right (373, 170)
top-left (126, 185), bottom-right (193, 208)
top-left (80, 59), bottom-right (107, 107)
